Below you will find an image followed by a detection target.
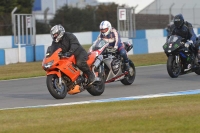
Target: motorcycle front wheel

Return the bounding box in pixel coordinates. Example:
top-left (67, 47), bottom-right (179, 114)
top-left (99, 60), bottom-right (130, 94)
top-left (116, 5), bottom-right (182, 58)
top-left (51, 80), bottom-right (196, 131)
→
top-left (87, 65), bottom-right (105, 96)
top-left (167, 55), bottom-right (181, 78)
top-left (46, 74), bottom-right (67, 99)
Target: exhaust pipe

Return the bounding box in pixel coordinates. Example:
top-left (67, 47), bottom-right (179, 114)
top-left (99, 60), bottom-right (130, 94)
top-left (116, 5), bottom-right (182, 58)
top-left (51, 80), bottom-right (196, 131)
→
top-left (93, 55), bottom-right (103, 68)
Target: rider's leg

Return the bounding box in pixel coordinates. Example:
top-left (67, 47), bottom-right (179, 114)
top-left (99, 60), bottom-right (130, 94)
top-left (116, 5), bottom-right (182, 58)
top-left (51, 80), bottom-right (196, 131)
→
top-left (76, 51), bottom-right (95, 84)
top-left (119, 48), bottom-right (129, 71)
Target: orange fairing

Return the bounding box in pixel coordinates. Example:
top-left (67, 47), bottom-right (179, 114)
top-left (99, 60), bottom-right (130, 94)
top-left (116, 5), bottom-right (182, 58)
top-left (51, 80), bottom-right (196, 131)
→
top-left (59, 60), bottom-right (80, 82)
top-left (66, 55), bottom-right (76, 64)
top-left (46, 70), bottom-right (61, 77)
top-left (87, 51), bottom-right (97, 66)
top-left (42, 48), bottom-right (80, 82)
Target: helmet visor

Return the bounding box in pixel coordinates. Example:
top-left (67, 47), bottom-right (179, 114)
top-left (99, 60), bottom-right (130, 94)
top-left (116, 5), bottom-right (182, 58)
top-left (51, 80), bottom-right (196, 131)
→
top-left (100, 28), bottom-right (108, 33)
top-left (174, 19), bottom-right (183, 28)
top-left (53, 33), bottom-right (58, 38)
top-left (51, 33), bottom-right (58, 40)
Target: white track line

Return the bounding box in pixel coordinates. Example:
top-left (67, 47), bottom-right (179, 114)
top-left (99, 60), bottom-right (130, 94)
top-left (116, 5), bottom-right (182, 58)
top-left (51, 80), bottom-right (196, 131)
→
top-left (0, 89), bottom-right (199, 111)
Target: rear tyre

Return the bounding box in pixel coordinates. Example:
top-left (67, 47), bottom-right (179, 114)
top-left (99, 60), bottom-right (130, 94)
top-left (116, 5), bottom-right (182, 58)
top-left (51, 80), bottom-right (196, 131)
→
top-left (194, 67), bottom-right (200, 75)
top-left (167, 55), bottom-right (181, 78)
top-left (46, 74), bottom-right (67, 99)
top-left (121, 60), bottom-right (136, 85)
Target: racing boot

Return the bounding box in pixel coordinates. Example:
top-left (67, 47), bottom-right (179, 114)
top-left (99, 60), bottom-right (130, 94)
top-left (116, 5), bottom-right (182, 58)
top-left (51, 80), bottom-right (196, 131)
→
top-left (84, 70), bottom-right (95, 85)
top-left (125, 63), bottom-right (130, 72)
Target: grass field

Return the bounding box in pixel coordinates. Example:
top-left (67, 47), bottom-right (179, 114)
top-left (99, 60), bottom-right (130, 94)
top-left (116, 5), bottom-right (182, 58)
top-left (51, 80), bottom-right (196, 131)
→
top-left (0, 94), bottom-right (200, 133)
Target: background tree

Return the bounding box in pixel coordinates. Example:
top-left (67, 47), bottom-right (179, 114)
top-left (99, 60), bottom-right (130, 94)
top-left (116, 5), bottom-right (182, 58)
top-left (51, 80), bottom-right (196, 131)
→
top-left (49, 3), bottom-right (120, 33)
top-left (95, 3), bottom-right (119, 30)
top-left (0, 1), bottom-right (121, 35)
top-left (50, 5), bottom-right (97, 32)
top-left (0, 0), bottom-right (34, 35)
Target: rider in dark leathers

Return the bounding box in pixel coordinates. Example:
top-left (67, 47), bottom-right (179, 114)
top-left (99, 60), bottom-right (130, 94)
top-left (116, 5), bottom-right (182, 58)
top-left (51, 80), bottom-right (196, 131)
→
top-left (50, 24), bottom-right (95, 85)
top-left (167, 14), bottom-right (200, 63)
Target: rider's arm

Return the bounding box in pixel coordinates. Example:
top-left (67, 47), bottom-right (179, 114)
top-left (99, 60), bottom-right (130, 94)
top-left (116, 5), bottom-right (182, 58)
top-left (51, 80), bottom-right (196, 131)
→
top-left (186, 22), bottom-right (197, 44)
top-left (67, 33), bottom-right (81, 53)
top-left (113, 28), bottom-right (121, 48)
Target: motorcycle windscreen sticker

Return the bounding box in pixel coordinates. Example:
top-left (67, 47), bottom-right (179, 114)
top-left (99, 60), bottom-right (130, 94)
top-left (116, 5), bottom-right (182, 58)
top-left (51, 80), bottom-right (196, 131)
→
top-left (169, 43), bottom-right (172, 48)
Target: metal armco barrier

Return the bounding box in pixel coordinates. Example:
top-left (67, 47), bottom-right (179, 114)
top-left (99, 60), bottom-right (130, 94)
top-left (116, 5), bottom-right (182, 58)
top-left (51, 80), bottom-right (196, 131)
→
top-left (12, 13), bottom-right (36, 62)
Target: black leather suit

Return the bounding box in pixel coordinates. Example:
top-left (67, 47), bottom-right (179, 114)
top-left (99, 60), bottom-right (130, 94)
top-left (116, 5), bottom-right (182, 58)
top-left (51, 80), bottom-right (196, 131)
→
top-left (168, 21), bottom-right (197, 45)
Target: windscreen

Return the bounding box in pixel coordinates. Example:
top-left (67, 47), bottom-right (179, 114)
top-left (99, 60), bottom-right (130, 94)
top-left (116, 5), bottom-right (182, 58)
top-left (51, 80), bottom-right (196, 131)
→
top-left (167, 35), bottom-right (181, 43)
top-left (92, 39), bottom-right (108, 51)
top-left (45, 46), bottom-right (53, 57)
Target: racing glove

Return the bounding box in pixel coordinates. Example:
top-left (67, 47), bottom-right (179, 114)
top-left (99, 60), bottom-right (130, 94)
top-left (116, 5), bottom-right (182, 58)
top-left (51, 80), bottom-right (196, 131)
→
top-left (114, 45), bottom-right (118, 50)
top-left (63, 52), bottom-right (72, 57)
top-left (185, 40), bottom-right (193, 48)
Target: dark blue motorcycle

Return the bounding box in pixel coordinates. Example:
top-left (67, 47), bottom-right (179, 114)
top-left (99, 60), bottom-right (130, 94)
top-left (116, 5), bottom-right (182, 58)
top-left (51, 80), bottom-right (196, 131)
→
top-left (163, 35), bottom-right (200, 78)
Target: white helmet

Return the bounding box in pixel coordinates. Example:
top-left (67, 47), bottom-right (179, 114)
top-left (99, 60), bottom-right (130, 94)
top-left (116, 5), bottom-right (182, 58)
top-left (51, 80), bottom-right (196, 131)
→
top-left (99, 20), bottom-right (112, 36)
top-left (50, 24), bottom-right (65, 43)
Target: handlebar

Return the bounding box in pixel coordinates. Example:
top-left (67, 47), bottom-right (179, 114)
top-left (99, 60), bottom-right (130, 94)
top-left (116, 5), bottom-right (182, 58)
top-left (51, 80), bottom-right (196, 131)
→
top-left (58, 52), bottom-right (71, 58)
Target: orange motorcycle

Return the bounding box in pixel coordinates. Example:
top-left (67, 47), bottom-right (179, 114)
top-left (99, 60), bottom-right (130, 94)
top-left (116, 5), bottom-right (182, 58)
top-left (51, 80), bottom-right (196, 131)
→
top-left (42, 46), bottom-right (105, 99)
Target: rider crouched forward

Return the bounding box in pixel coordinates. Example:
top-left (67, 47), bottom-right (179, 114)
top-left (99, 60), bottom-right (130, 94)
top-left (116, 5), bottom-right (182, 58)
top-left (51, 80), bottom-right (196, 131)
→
top-left (167, 14), bottom-right (200, 64)
top-left (94, 20), bottom-right (130, 71)
top-left (50, 24), bottom-right (95, 85)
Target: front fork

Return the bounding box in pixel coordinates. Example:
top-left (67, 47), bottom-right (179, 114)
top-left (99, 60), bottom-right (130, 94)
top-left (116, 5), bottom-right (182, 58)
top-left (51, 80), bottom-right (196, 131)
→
top-left (58, 70), bottom-right (62, 85)
top-left (47, 70), bottom-right (62, 85)
top-left (175, 55), bottom-right (180, 64)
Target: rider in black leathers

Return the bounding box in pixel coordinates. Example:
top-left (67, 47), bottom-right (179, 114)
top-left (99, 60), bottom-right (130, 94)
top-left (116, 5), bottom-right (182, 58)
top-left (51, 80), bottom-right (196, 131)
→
top-left (167, 14), bottom-right (200, 63)
top-left (50, 24), bottom-right (95, 85)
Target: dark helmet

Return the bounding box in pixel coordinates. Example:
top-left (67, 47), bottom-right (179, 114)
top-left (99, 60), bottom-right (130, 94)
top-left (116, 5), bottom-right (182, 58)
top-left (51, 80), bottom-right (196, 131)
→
top-left (173, 14), bottom-right (184, 28)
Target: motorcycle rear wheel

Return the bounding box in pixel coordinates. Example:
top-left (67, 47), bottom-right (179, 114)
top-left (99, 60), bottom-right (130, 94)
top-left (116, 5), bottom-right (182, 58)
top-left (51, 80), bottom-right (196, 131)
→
top-left (194, 67), bottom-right (200, 75)
top-left (121, 60), bottom-right (136, 85)
top-left (46, 74), bottom-right (67, 99)
top-left (167, 55), bottom-right (181, 78)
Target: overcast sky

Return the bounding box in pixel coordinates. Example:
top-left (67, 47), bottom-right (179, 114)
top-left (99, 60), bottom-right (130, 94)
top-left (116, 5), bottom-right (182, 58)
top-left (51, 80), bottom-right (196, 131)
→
top-left (97, 0), bottom-right (154, 13)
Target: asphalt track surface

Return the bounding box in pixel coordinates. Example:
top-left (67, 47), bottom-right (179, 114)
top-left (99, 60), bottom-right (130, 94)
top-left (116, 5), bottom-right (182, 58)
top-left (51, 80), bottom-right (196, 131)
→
top-left (0, 64), bottom-right (199, 109)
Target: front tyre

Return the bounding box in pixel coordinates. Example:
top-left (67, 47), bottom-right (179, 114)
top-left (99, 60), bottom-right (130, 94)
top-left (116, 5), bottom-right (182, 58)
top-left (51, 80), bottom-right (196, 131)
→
top-left (87, 65), bottom-right (105, 96)
top-left (167, 55), bottom-right (181, 78)
top-left (87, 83), bottom-right (105, 96)
top-left (121, 60), bottom-right (136, 85)
top-left (46, 74), bottom-right (67, 99)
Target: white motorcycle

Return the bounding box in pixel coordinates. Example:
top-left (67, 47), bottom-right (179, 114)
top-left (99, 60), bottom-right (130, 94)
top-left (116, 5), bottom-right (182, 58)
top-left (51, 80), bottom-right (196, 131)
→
top-left (88, 39), bottom-right (136, 85)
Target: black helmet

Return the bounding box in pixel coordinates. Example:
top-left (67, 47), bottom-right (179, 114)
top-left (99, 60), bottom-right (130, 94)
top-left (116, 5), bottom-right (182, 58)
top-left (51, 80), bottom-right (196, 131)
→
top-left (173, 14), bottom-right (184, 28)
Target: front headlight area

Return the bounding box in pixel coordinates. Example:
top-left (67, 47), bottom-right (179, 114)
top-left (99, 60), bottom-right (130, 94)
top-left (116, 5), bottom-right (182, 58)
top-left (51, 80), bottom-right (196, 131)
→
top-left (43, 60), bottom-right (54, 69)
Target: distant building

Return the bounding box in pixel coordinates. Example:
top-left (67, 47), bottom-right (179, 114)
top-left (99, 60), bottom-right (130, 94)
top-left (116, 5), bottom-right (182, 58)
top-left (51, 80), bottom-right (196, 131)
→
top-left (138, 0), bottom-right (200, 28)
top-left (32, 0), bottom-right (99, 22)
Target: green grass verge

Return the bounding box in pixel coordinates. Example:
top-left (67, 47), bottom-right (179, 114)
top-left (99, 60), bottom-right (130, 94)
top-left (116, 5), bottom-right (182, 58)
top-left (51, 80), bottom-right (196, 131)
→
top-left (0, 45), bottom-right (167, 80)
top-left (1, 94), bottom-right (200, 133)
